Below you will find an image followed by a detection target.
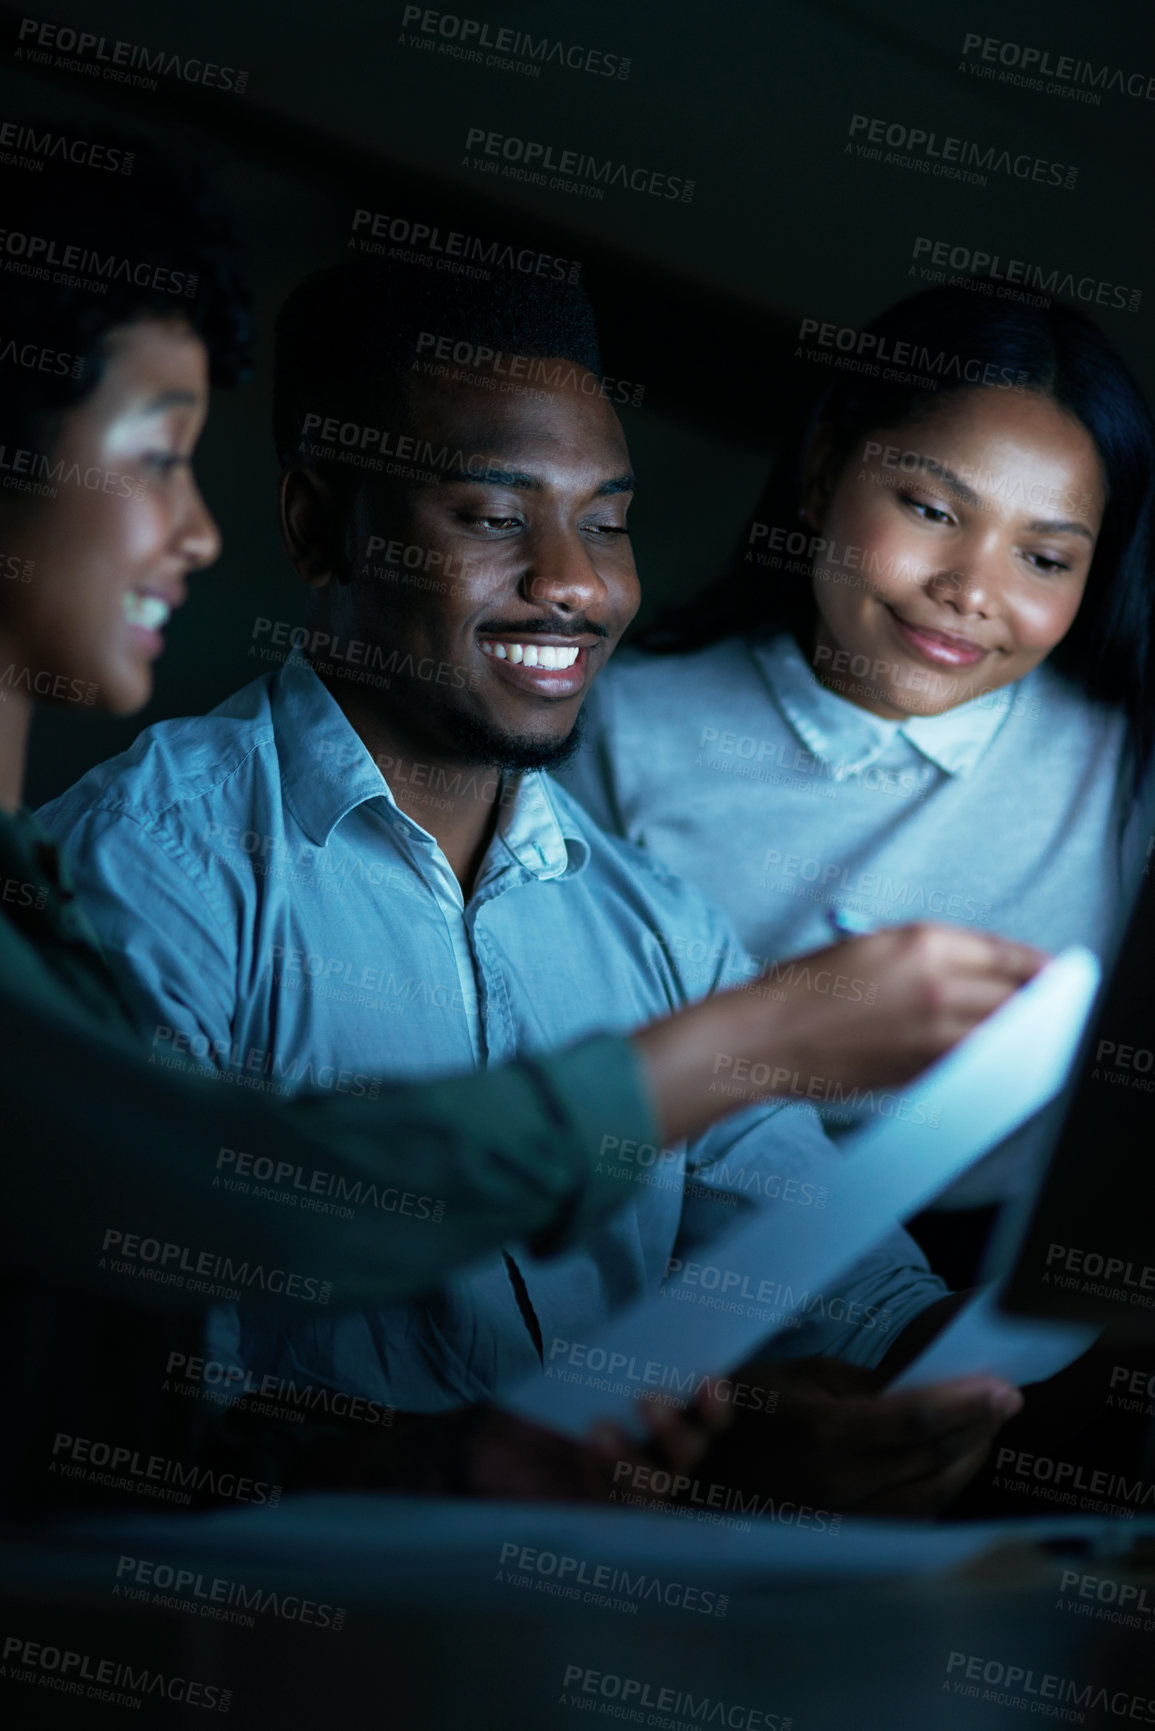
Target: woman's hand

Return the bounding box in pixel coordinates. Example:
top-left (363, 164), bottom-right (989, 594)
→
top-left (635, 922), bottom-right (1046, 1143)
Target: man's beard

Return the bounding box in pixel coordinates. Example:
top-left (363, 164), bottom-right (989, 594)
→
top-left (424, 686), bottom-right (587, 774)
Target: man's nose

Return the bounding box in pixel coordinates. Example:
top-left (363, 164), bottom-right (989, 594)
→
top-left (519, 522), bottom-right (610, 614)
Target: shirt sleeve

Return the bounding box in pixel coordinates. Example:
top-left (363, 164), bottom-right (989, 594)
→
top-left (0, 982), bottom-right (661, 1313)
top-left (38, 802), bottom-right (238, 1066)
top-left (770, 1228), bottom-right (950, 1373)
top-left (675, 1099), bottom-right (949, 1374)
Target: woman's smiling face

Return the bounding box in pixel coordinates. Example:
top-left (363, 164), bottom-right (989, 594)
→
top-left (804, 389), bottom-right (1107, 718)
top-left (0, 315), bottom-right (221, 717)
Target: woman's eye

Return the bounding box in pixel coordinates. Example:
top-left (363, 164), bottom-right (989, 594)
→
top-left (143, 452), bottom-right (186, 474)
top-left (1024, 551), bottom-right (1070, 574)
top-left (902, 494), bottom-right (953, 525)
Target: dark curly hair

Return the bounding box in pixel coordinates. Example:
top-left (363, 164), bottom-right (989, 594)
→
top-left (0, 122), bottom-right (253, 458)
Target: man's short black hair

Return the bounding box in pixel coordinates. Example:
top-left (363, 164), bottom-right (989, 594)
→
top-left (273, 254), bottom-right (604, 470)
top-left (0, 123), bottom-right (252, 456)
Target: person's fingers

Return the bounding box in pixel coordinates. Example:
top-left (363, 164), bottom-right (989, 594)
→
top-left (855, 1430), bottom-right (1000, 1517)
top-left (632, 1391), bottom-right (733, 1478)
top-left (839, 1415), bottom-right (1005, 1506)
top-left (587, 1420), bottom-right (633, 1457)
top-left (807, 1379), bottom-right (1022, 1458)
top-left (983, 936), bottom-right (1049, 981)
top-left (691, 1385), bottom-right (739, 1437)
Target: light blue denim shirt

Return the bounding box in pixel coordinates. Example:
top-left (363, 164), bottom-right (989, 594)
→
top-left (560, 634), bottom-right (1153, 1206)
top-left (40, 654), bottom-right (947, 1408)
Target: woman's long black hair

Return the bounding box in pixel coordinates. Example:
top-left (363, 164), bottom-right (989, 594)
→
top-left (640, 282), bottom-right (1155, 781)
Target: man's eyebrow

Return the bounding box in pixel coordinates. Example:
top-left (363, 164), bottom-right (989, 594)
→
top-left (1024, 516), bottom-right (1095, 541)
top-left (427, 465), bottom-right (636, 494)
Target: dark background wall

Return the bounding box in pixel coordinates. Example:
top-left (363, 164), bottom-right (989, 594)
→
top-left (4, 0), bottom-right (1152, 805)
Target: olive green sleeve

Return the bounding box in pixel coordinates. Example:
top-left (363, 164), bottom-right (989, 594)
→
top-left (0, 984), bottom-right (661, 1314)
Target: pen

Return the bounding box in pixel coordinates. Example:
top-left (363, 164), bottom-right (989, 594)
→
top-left (826, 906), bottom-right (878, 940)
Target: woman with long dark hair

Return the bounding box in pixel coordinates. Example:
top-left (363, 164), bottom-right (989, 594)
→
top-left (563, 283), bottom-right (1155, 1274)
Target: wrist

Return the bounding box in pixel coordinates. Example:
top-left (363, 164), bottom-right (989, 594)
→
top-left (633, 988), bottom-right (798, 1144)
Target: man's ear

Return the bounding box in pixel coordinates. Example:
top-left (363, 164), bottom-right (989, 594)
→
top-left (279, 467), bottom-right (347, 589)
top-left (800, 422), bottom-right (840, 532)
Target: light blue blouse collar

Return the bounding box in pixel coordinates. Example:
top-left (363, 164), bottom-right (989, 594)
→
top-left (748, 633), bottom-right (1017, 780)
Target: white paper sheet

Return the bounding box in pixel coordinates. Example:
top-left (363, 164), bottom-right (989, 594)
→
top-left (888, 1285), bottom-right (1098, 1391)
top-left (505, 947), bottom-right (1101, 1438)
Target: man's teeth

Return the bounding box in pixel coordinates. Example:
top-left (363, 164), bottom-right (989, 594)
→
top-left (479, 641), bottom-right (580, 670)
top-left (124, 591), bottom-right (171, 631)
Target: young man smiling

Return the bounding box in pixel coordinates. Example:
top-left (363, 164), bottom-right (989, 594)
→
top-left (43, 259), bottom-right (1040, 1513)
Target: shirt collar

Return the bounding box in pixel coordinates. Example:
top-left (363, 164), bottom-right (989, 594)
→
top-left (749, 633), bottom-right (1015, 780)
top-left (274, 655), bottom-right (588, 877)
